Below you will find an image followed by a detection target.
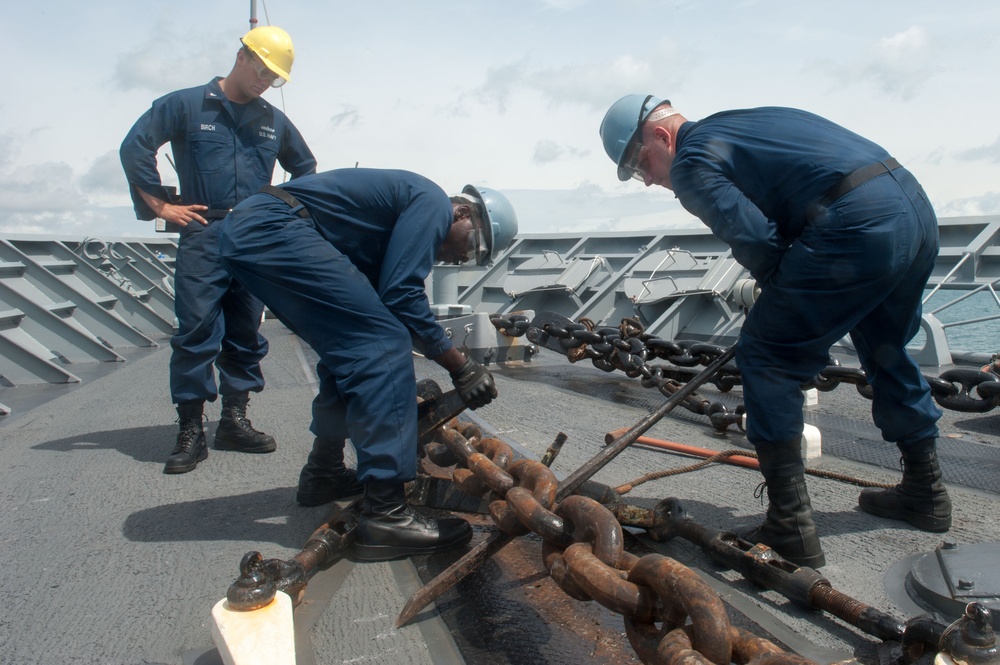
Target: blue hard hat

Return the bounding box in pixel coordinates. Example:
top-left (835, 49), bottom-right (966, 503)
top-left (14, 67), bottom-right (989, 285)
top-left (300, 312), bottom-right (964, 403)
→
top-left (463, 184), bottom-right (518, 266)
top-left (599, 94), bottom-right (667, 181)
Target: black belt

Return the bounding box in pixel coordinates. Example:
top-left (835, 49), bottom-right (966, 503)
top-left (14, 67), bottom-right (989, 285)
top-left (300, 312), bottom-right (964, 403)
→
top-left (808, 157), bottom-right (901, 222)
top-left (157, 208), bottom-right (230, 233)
top-left (203, 209), bottom-right (232, 221)
top-left (260, 184), bottom-right (311, 218)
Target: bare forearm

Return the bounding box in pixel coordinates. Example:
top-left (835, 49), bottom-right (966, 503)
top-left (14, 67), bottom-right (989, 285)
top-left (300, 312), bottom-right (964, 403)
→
top-left (137, 188), bottom-right (208, 227)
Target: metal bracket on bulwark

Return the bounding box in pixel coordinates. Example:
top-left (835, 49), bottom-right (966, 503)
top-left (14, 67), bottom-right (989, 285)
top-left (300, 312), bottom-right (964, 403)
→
top-left (435, 310), bottom-right (538, 366)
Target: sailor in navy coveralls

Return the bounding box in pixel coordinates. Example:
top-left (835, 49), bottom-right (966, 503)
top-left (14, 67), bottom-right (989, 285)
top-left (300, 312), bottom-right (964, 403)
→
top-left (120, 27), bottom-right (316, 474)
top-left (601, 95), bottom-right (951, 568)
top-left (218, 168), bottom-right (516, 561)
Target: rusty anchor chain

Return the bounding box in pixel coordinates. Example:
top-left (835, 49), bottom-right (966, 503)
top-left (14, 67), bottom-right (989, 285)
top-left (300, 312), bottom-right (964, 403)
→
top-left (647, 497), bottom-right (906, 642)
top-left (647, 497), bottom-right (998, 664)
top-left (218, 389), bottom-right (998, 664)
top-left (407, 395), bottom-right (997, 664)
top-left (493, 312), bottom-right (1000, 419)
top-left (397, 341), bottom-right (738, 628)
top-left (403, 417), bottom-right (813, 664)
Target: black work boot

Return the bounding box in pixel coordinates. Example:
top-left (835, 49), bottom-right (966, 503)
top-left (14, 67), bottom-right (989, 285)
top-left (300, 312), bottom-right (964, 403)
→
top-left (354, 481), bottom-right (473, 562)
top-left (296, 437), bottom-right (364, 506)
top-left (734, 441), bottom-right (826, 568)
top-left (164, 402), bottom-right (207, 474)
top-left (735, 474), bottom-right (826, 568)
top-left (858, 442), bottom-right (952, 532)
top-left (214, 393), bottom-right (276, 453)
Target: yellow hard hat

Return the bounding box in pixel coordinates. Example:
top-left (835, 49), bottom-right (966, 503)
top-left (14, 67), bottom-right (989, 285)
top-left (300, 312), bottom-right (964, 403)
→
top-left (241, 26), bottom-right (295, 84)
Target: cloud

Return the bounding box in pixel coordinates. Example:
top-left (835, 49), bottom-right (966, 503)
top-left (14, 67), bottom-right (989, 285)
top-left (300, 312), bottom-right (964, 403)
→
top-left (0, 207), bottom-right (142, 238)
top-left (956, 135), bottom-right (1000, 163)
top-left (810, 25), bottom-right (938, 101)
top-left (536, 0), bottom-right (590, 10)
top-left (112, 26), bottom-right (234, 94)
top-left (505, 181), bottom-right (698, 233)
top-left (0, 132), bottom-right (14, 171)
top-left (861, 26), bottom-right (936, 99)
top-left (937, 191), bottom-right (1000, 217)
top-left (527, 54), bottom-right (658, 108)
top-left (474, 59), bottom-right (530, 113)
top-left (80, 151), bottom-right (128, 194)
top-left (328, 105), bottom-right (362, 129)
top-left (926, 147), bottom-right (946, 166)
top-left (532, 140), bottom-right (590, 165)
top-left (0, 158), bottom-right (139, 237)
top-left (0, 162), bottom-right (84, 213)
top-left (878, 25), bottom-right (929, 59)
top-left (0, 129), bottom-right (45, 172)
top-left (471, 40), bottom-right (687, 113)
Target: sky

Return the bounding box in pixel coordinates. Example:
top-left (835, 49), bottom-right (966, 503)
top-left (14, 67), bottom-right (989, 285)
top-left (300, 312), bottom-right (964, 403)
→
top-left (3, 0), bottom-right (1000, 239)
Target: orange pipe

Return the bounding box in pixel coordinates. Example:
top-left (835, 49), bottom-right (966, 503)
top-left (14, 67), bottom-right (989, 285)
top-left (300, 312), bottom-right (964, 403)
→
top-left (604, 427), bottom-right (759, 470)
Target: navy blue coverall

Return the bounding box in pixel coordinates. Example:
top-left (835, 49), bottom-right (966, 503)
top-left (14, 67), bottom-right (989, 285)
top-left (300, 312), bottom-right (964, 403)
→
top-left (669, 107), bottom-right (941, 453)
top-left (217, 169), bottom-right (455, 483)
top-left (120, 77), bottom-right (316, 405)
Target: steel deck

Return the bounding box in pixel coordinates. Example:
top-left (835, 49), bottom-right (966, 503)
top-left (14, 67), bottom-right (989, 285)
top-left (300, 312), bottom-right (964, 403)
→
top-left (2, 321), bottom-right (999, 664)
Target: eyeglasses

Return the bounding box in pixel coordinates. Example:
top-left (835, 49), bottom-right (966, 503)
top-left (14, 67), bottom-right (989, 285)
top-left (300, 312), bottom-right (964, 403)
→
top-left (453, 206), bottom-right (490, 265)
top-left (463, 225), bottom-right (480, 263)
top-left (463, 219), bottom-right (490, 265)
top-left (620, 140), bottom-right (649, 182)
top-left (246, 50), bottom-right (285, 88)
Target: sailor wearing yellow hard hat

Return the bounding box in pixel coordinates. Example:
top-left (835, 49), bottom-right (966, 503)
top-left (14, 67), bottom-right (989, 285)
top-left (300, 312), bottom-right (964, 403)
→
top-left (120, 27), bottom-right (317, 475)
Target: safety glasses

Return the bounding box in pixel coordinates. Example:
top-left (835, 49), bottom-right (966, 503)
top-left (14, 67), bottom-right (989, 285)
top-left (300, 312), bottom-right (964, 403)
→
top-left (620, 140), bottom-right (649, 182)
top-left (246, 51), bottom-right (286, 88)
top-left (463, 222), bottom-right (489, 265)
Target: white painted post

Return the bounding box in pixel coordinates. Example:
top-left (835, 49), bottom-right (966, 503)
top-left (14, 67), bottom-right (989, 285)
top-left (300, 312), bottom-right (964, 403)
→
top-left (210, 591), bottom-right (296, 665)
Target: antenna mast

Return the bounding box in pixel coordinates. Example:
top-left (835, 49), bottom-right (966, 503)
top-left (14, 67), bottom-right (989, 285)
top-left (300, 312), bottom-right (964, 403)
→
top-left (249, 0), bottom-right (258, 30)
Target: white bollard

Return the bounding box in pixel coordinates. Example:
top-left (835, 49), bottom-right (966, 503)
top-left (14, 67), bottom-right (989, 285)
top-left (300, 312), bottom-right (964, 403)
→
top-left (801, 423), bottom-right (822, 461)
top-left (803, 387), bottom-right (819, 407)
top-left (210, 591), bottom-right (296, 665)
top-left (739, 417), bottom-right (823, 461)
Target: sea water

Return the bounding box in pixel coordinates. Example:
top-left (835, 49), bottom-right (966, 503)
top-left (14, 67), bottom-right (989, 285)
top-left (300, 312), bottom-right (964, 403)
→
top-left (916, 289), bottom-right (999, 355)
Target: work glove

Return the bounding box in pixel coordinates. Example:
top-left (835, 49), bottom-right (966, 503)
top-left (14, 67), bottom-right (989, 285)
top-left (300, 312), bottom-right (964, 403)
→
top-left (450, 357), bottom-right (498, 409)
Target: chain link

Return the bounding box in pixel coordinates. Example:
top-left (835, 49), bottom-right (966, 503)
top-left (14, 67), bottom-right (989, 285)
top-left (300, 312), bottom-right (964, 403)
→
top-left (492, 314), bottom-right (1000, 419)
top-left (490, 313), bottom-right (532, 337)
top-left (426, 418), bottom-right (814, 664)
